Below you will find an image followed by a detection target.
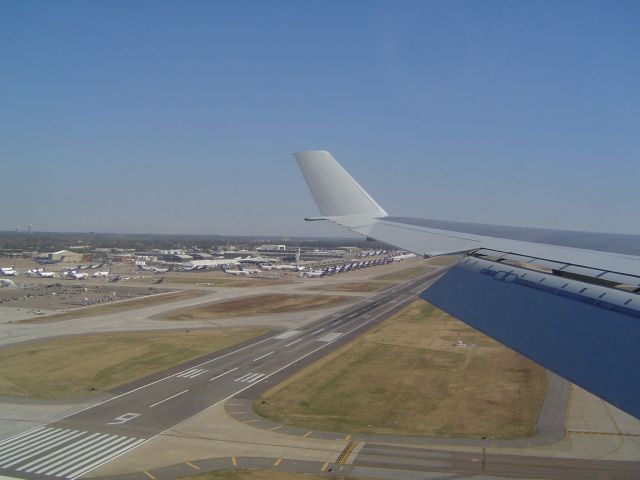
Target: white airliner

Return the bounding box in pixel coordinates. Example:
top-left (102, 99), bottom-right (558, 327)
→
top-left (294, 150), bottom-right (640, 420)
top-left (0, 267), bottom-right (17, 276)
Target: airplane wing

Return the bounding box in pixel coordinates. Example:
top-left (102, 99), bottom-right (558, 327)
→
top-left (294, 150), bottom-right (640, 420)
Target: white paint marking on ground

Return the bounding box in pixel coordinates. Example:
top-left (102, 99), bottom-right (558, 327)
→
top-left (149, 389), bottom-right (189, 408)
top-left (209, 367), bottom-right (238, 381)
top-left (1, 430), bottom-right (84, 469)
top-left (66, 438), bottom-right (145, 480)
top-left (273, 330), bottom-right (303, 340)
top-left (316, 332), bottom-right (343, 343)
top-left (235, 373), bottom-right (265, 383)
top-left (310, 328), bottom-right (325, 335)
top-left (285, 338), bottom-right (303, 347)
top-left (253, 351), bottom-right (275, 362)
top-left (19, 433), bottom-right (101, 472)
top-left (234, 372), bottom-right (254, 382)
top-left (177, 368), bottom-right (208, 378)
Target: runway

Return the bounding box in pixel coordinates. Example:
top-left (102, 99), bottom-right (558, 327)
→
top-left (0, 270), bottom-right (438, 480)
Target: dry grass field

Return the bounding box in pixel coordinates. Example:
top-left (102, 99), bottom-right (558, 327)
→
top-left (19, 290), bottom-right (205, 323)
top-left (165, 294), bottom-right (352, 320)
top-left (0, 328), bottom-right (268, 399)
top-left (254, 300), bottom-right (547, 439)
top-left (374, 266), bottom-right (435, 282)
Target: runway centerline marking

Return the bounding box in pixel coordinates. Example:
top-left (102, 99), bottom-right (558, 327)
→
top-left (209, 367), bottom-right (238, 381)
top-left (149, 389), bottom-right (189, 408)
top-left (285, 338), bottom-right (303, 347)
top-left (310, 328), bottom-right (324, 335)
top-left (253, 351), bottom-right (275, 362)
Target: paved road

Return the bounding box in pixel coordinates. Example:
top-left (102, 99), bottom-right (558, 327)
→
top-left (0, 271), bottom-right (438, 480)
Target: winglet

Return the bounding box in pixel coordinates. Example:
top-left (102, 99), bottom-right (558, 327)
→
top-left (294, 150), bottom-right (388, 218)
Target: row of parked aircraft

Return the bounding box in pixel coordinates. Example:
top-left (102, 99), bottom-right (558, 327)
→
top-left (301, 256), bottom-right (400, 277)
top-left (0, 265), bottom-right (111, 280)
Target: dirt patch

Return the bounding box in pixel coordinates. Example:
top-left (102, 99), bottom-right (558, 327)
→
top-left (0, 328), bottom-right (268, 399)
top-left (165, 294), bottom-right (352, 320)
top-left (254, 300), bottom-right (547, 439)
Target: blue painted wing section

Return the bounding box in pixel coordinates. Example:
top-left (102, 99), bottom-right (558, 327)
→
top-left (421, 258), bottom-right (640, 419)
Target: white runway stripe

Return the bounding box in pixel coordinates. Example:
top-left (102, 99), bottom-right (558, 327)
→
top-left (0, 426), bottom-right (45, 447)
top-left (67, 438), bottom-right (145, 480)
top-left (234, 373), bottom-right (265, 383)
top-left (47, 435), bottom-right (128, 477)
top-left (0, 428), bottom-right (63, 459)
top-left (274, 330), bottom-right (303, 340)
top-left (19, 433), bottom-right (101, 472)
top-left (31, 433), bottom-right (110, 475)
top-left (36, 434), bottom-right (116, 475)
top-left (1, 430), bottom-right (83, 468)
top-left (176, 367), bottom-right (208, 378)
top-left (0, 427), bottom-right (144, 479)
top-left (209, 367), bottom-right (238, 381)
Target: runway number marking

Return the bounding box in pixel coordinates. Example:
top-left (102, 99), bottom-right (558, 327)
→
top-left (107, 413), bottom-right (141, 425)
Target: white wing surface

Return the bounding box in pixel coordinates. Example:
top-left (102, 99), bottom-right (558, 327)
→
top-left (294, 150), bottom-right (640, 420)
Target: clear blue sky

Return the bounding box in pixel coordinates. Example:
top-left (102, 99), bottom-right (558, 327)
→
top-left (1, 0), bottom-right (638, 236)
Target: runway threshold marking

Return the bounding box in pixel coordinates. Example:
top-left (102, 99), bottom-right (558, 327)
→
top-left (185, 461), bottom-right (200, 470)
top-left (235, 373), bottom-right (266, 383)
top-left (143, 470), bottom-right (156, 480)
top-left (149, 389), bottom-right (189, 408)
top-left (274, 330), bottom-right (303, 340)
top-left (285, 338), bottom-right (303, 347)
top-left (253, 351), bottom-right (276, 362)
top-left (273, 458), bottom-right (282, 467)
top-left (209, 367), bottom-right (238, 381)
top-left (176, 368), bottom-right (208, 378)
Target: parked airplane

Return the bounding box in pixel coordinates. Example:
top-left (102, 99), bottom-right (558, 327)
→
top-left (0, 267), bottom-right (17, 276)
top-left (64, 270), bottom-right (88, 280)
top-left (92, 271), bottom-right (110, 278)
top-left (223, 269), bottom-right (249, 276)
top-left (295, 150), bottom-right (640, 420)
